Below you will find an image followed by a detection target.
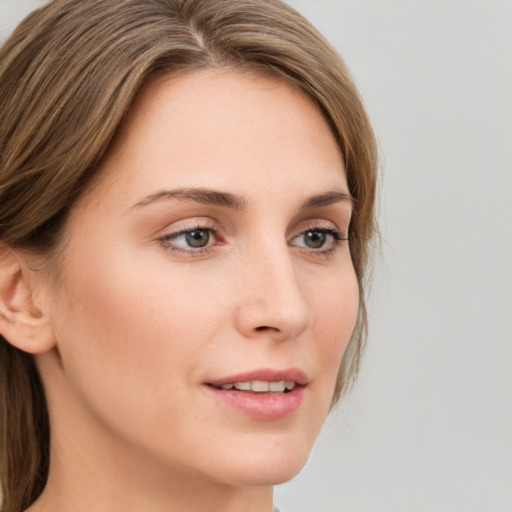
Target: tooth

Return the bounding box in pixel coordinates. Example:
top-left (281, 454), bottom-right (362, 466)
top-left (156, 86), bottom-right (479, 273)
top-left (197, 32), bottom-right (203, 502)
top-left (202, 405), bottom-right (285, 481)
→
top-left (251, 380), bottom-right (269, 392)
top-left (269, 381), bottom-right (286, 392)
top-left (229, 380), bottom-right (294, 392)
top-left (234, 382), bottom-right (251, 391)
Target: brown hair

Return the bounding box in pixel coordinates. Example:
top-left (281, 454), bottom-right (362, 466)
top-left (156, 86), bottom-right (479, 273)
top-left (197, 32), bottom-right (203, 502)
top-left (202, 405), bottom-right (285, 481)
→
top-left (0, 0), bottom-right (377, 510)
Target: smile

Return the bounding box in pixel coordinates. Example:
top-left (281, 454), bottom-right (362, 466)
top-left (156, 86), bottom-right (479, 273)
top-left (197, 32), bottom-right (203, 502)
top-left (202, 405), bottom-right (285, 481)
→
top-left (204, 368), bottom-right (308, 420)
top-left (211, 380), bottom-right (297, 392)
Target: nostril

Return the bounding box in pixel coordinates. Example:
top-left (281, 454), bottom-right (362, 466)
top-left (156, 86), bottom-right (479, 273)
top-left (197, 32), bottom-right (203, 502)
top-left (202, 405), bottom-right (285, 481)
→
top-left (255, 325), bottom-right (279, 332)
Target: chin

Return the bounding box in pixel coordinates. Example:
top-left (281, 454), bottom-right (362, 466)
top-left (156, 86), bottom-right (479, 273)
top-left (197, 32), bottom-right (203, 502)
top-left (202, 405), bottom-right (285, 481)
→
top-left (207, 436), bottom-right (313, 487)
top-left (220, 461), bottom-right (307, 488)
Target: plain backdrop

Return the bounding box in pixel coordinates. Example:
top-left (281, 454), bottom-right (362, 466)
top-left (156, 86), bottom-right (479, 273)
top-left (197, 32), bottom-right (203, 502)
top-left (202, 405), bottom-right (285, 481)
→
top-left (1, 1), bottom-right (511, 511)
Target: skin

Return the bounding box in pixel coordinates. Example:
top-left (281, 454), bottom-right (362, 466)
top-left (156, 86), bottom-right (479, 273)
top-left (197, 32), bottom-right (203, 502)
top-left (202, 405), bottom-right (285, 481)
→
top-left (21, 70), bottom-right (359, 512)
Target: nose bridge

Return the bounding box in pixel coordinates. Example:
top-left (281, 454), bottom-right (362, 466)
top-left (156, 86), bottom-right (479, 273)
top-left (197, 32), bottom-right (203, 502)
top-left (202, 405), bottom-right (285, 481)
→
top-left (235, 234), bottom-right (311, 339)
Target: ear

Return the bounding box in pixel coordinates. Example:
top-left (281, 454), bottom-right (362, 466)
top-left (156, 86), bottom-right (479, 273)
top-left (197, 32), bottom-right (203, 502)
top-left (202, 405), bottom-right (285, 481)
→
top-left (0, 243), bottom-right (56, 354)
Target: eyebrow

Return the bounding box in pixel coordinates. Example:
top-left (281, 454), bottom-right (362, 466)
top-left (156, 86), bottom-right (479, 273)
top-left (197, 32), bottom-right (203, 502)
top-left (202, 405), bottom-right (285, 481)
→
top-left (132, 187), bottom-right (353, 212)
top-left (133, 188), bottom-right (248, 210)
top-left (299, 190), bottom-right (354, 211)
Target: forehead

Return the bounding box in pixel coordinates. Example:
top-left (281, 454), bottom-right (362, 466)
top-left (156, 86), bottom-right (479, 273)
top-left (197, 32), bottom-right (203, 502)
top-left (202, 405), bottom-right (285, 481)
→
top-left (81, 69), bottom-right (347, 210)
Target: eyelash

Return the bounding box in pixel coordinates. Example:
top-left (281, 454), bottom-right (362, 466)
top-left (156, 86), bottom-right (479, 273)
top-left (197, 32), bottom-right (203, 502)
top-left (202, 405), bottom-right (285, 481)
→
top-left (158, 223), bottom-right (348, 257)
top-left (297, 227), bottom-right (349, 255)
top-left (159, 220), bottom-right (219, 255)
top-left (293, 226), bottom-right (349, 259)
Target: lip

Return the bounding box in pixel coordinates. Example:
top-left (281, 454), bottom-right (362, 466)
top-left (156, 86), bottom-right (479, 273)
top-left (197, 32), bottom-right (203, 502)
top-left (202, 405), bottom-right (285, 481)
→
top-left (206, 368), bottom-right (309, 388)
top-left (203, 367), bottom-right (308, 421)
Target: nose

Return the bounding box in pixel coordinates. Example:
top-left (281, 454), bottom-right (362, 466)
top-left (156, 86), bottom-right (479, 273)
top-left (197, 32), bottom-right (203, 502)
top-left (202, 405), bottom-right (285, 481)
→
top-left (234, 244), bottom-right (311, 341)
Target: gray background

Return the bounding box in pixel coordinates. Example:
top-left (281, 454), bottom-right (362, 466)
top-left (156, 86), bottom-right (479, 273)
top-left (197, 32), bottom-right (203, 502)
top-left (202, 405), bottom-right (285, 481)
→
top-left (1, 1), bottom-right (511, 511)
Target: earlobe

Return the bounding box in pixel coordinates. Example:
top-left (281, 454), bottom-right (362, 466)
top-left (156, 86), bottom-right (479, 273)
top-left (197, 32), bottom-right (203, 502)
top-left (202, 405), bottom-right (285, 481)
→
top-left (0, 243), bottom-right (56, 354)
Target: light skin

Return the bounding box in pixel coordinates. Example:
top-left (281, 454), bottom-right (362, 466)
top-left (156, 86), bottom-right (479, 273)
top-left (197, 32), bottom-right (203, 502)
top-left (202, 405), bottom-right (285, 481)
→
top-left (0, 70), bottom-right (359, 512)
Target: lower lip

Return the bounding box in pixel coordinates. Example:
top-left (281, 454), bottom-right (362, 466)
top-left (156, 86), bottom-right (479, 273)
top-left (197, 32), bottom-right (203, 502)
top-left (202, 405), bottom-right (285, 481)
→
top-left (204, 385), bottom-right (305, 421)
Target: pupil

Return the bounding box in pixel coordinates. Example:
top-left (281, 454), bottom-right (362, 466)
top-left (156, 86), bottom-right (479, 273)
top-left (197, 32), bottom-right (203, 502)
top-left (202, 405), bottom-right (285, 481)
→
top-left (305, 231), bottom-right (326, 248)
top-left (186, 229), bottom-right (210, 248)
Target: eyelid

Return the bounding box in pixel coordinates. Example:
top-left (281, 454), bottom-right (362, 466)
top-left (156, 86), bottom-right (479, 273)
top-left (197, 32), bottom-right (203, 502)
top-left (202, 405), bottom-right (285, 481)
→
top-left (157, 218), bottom-right (222, 253)
top-left (289, 218), bottom-right (345, 238)
top-left (288, 218), bottom-right (349, 255)
top-left (290, 227), bottom-right (347, 246)
top-left (155, 216), bottom-right (349, 257)
top-left (159, 217), bottom-right (219, 236)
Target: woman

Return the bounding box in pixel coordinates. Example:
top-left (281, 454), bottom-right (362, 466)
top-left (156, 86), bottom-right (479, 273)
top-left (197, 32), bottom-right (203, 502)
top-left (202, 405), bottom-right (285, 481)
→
top-left (0, 1), bottom-right (377, 511)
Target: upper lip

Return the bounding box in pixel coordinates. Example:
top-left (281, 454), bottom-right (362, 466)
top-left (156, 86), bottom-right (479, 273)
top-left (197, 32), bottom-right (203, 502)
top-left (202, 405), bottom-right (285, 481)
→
top-left (206, 368), bottom-right (309, 387)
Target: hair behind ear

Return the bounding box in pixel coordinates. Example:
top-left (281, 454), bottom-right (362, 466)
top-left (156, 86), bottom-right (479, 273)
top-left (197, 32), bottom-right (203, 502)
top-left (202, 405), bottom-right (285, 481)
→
top-left (0, 245), bottom-right (51, 511)
top-left (0, 340), bottom-right (50, 512)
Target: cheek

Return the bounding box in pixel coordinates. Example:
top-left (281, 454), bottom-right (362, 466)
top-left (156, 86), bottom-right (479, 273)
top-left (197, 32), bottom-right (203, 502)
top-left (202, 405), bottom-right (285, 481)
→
top-left (314, 262), bottom-right (359, 342)
top-left (309, 266), bottom-right (359, 396)
top-left (51, 235), bottom-right (246, 414)
top-left (48, 246), bottom-right (230, 462)
top-left (56, 255), bottom-right (216, 371)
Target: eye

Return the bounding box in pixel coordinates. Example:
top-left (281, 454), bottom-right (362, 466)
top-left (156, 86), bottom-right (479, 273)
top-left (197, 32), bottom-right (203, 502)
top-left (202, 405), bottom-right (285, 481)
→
top-left (290, 227), bottom-right (347, 251)
top-left (178, 228), bottom-right (211, 248)
top-left (159, 223), bottom-right (219, 253)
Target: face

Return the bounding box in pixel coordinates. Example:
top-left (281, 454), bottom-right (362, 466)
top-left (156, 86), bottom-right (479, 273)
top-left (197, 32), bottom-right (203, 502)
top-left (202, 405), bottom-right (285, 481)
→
top-left (40, 70), bottom-right (359, 487)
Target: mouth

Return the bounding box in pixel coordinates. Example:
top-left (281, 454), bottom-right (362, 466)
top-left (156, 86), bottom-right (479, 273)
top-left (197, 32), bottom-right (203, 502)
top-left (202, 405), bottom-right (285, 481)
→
top-left (208, 380), bottom-right (298, 393)
top-left (203, 369), bottom-right (308, 420)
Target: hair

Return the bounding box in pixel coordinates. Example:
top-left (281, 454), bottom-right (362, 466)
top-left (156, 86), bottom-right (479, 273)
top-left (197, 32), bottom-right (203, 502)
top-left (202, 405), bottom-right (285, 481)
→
top-left (0, 0), bottom-right (377, 510)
